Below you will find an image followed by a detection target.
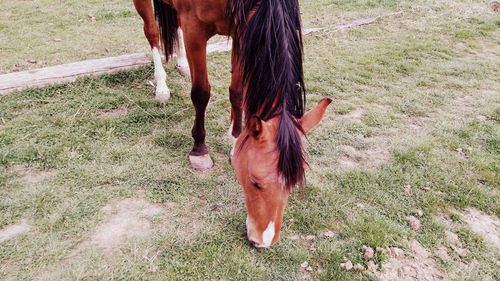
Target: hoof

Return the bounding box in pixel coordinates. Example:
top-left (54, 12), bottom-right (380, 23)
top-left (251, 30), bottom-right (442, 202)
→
top-left (189, 154), bottom-right (213, 170)
top-left (155, 88), bottom-right (171, 103)
top-left (175, 63), bottom-right (190, 77)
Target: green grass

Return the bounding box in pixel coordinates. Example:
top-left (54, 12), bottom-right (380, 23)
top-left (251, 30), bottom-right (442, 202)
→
top-left (1, 0), bottom-right (500, 280)
top-left (0, 0), bottom-right (144, 73)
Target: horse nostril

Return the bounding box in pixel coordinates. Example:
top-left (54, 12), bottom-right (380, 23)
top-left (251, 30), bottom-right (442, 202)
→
top-left (249, 239), bottom-right (271, 249)
top-left (249, 239), bottom-right (259, 248)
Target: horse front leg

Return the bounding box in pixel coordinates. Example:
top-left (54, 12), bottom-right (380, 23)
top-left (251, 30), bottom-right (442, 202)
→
top-left (228, 48), bottom-right (243, 157)
top-left (183, 27), bottom-right (213, 170)
top-left (133, 0), bottom-right (170, 102)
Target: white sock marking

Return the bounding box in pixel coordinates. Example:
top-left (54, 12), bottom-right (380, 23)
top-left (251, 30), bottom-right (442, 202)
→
top-left (175, 29), bottom-right (189, 75)
top-left (152, 47), bottom-right (170, 101)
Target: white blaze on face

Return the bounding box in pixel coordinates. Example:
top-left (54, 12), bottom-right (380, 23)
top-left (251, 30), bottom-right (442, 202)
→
top-left (246, 215), bottom-right (275, 248)
top-left (152, 47), bottom-right (170, 101)
top-left (261, 221), bottom-right (275, 247)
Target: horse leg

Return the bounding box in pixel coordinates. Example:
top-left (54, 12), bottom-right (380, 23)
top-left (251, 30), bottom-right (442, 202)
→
top-left (183, 27), bottom-right (213, 170)
top-left (133, 0), bottom-right (170, 102)
top-left (228, 48), bottom-right (243, 157)
top-left (175, 28), bottom-right (190, 77)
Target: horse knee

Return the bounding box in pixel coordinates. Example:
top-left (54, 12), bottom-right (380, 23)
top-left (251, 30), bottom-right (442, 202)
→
top-left (229, 87), bottom-right (243, 108)
top-left (191, 85), bottom-right (211, 109)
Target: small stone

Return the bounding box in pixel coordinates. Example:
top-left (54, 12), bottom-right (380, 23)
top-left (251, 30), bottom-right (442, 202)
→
top-left (445, 231), bottom-right (460, 246)
top-left (375, 247), bottom-right (386, 254)
top-left (323, 231), bottom-right (335, 238)
top-left (456, 148), bottom-right (467, 158)
top-left (362, 245), bottom-right (375, 260)
top-left (408, 239), bottom-right (429, 258)
top-left (340, 260), bottom-right (353, 271)
top-left (367, 260), bottom-right (377, 272)
top-left (404, 185), bottom-right (412, 194)
top-left (407, 216), bottom-right (421, 231)
top-left (26, 59), bottom-right (37, 64)
top-left (53, 38), bottom-right (62, 42)
top-left (301, 261), bottom-right (309, 268)
top-left (415, 209), bottom-right (424, 217)
top-left (305, 266), bottom-right (313, 272)
top-left (353, 263), bottom-right (365, 271)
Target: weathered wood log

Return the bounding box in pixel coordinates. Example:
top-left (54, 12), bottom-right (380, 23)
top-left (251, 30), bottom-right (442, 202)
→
top-left (0, 53), bottom-right (150, 95)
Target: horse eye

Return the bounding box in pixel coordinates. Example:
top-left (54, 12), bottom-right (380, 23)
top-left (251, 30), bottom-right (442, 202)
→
top-left (249, 178), bottom-right (261, 189)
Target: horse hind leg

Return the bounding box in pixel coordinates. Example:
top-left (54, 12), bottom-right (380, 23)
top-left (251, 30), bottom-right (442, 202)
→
top-left (152, 46), bottom-right (170, 102)
top-left (133, 0), bottom-right (170, 102)
top-left (175, 28), bottom-right (190, 77)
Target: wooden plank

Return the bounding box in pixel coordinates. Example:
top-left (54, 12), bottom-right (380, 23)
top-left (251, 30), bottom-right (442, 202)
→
top-left (0, 53), bottom-right (150, 95)
top-left (207, 40), bottom-right (232, 53)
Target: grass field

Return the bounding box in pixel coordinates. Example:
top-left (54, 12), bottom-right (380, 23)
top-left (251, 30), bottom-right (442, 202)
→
top-left (0, 0), bottom-right (144, 74)
top-left (1, 0), bottom-right (499, 280)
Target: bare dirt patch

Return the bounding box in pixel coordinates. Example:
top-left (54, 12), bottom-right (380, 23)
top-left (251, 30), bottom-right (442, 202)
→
top-left (0, 219), bottom-right (31, 243)
top-left (337, 136), bottom-right (391, 171)
top-left (341, 108), bottom-right (364, 122)
top-left (97, 106), bottom-right (128, 118)
top-left (9, 165), bottom-right (53, 185)
top-left (460, 208), bottom-right (500, 251)
top-left (78, 197), bottom-right (206, 256)
top-left (374, 239), bottom-right (445, 280)
top-left (85, 198), bottom-right (163, 254)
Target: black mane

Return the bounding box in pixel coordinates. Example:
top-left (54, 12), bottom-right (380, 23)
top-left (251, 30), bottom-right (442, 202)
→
top-left (227, 0), bottom-right (306, 188)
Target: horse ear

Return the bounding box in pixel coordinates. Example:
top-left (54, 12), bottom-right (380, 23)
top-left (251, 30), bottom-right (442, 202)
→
top-left (300, 98), bottom-right (332, 134)
top-left (249, 115), bottom-right (263, 138)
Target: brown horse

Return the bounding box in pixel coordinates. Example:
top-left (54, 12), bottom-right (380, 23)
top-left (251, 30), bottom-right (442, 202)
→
top-left (134, 0), bottom-right (331, 248)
